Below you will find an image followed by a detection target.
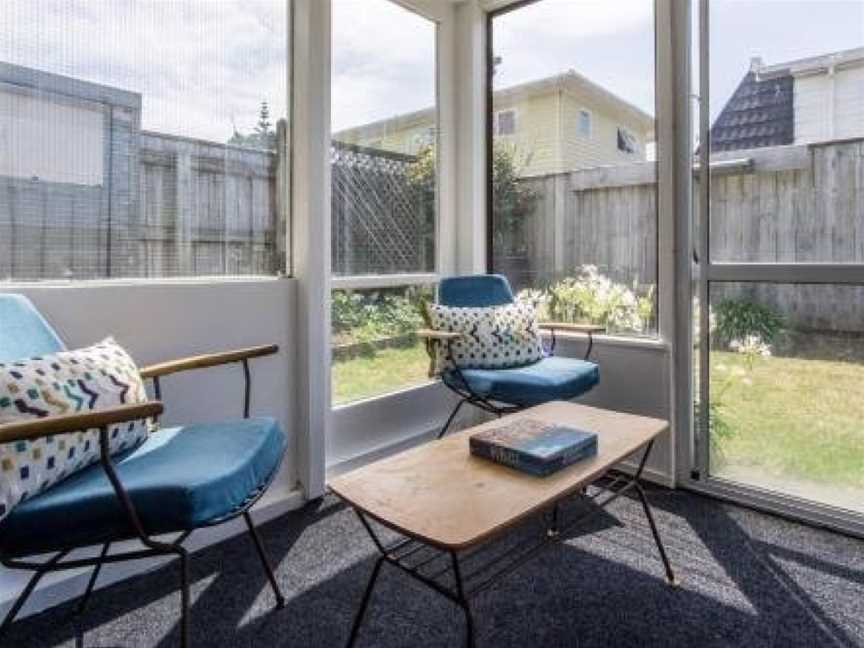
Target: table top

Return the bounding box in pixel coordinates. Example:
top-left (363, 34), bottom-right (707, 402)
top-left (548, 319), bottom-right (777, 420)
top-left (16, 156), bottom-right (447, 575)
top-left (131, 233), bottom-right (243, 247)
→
top-left (328, 401), bottom-right (669, 551)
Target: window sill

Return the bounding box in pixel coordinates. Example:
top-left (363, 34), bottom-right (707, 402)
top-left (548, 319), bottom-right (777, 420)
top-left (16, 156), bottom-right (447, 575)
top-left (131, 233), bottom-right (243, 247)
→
top-left (0, 275), bottom-right (292, 289)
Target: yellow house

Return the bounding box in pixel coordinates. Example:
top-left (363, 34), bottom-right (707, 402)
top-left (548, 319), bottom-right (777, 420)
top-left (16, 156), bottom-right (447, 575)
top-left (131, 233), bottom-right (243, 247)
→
top-left (334, 69), bottom-right (655, 177)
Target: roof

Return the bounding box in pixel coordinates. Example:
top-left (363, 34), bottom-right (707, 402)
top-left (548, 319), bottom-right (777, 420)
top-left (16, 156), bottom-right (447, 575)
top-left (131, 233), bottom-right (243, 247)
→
top-left (709, 47), bottom-right (864, 152)
top-left (334, 69), bottom-right (655, 141)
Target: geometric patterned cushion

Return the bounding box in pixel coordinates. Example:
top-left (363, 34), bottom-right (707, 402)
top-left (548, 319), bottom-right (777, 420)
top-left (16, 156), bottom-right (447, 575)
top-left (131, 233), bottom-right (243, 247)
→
top-left (426, 301), bottom-right (545, 373)
top-left (0, 337), bottom-right (151, 523)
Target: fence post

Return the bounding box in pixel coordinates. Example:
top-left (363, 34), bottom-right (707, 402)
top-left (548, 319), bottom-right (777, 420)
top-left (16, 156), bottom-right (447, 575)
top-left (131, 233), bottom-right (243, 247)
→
top-left (174, 150), bottom-right (193, 276)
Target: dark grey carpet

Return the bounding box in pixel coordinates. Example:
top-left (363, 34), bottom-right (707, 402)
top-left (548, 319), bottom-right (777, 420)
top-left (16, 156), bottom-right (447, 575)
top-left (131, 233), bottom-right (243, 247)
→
top-left (5, 487), bottom-right (863, 647)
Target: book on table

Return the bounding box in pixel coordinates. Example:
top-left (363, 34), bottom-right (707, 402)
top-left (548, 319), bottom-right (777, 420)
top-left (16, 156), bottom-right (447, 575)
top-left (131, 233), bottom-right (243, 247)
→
top-left (469, 418), bottom-right (598, 477)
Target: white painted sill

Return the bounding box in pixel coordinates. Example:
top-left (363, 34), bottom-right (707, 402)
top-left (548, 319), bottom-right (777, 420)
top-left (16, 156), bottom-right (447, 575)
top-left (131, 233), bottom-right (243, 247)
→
top-left (0, 275), bottom-right (293, 290)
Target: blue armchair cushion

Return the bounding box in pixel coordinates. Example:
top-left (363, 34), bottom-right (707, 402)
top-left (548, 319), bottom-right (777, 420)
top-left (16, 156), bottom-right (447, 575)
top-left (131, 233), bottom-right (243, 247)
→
top-left (439, 274), bottom-right (514, 307)
top-left (0, 338), bottom-right (151, 523)
top-left (0, 416), bottom-right (286, 557)
top-left (442, 356), bottom-right (599, 408)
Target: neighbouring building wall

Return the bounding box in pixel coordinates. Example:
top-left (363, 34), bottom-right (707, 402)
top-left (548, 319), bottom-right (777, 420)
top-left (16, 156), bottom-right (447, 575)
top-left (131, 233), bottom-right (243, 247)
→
top-left (559, 91), bottom-right (651, 171)
top-left (794, 65), bottom-right (864, 143)
top-left (493, 92), bottom-right (562, 177)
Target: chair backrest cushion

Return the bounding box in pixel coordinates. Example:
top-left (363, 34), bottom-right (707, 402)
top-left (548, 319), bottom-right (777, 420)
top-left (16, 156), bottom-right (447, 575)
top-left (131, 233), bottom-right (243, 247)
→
top-left (0, 294), bottom-right (66, 362)
top-left (0, 338), bottom-right (151, 522)
top-left (439, 275), bottom-right (514, 308)
top-left (426, 301), bottom-right (544, 373)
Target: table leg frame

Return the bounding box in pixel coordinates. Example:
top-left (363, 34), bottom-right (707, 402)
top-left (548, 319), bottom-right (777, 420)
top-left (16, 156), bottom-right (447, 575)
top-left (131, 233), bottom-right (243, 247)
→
top-left (344, 440), bottom-right (675, 647)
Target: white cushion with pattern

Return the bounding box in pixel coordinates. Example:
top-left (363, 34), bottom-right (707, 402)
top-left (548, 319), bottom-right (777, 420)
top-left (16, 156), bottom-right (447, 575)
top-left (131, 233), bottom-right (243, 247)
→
top-left (0, 338), bottom-right (151, 523)
top-left (426, 302), bottom-right (545, 373)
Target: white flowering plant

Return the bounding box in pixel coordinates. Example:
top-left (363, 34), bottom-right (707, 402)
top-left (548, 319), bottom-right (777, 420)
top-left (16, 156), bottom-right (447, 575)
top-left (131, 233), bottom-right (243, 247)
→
top-left (517, 265), bottom-right (654, 334)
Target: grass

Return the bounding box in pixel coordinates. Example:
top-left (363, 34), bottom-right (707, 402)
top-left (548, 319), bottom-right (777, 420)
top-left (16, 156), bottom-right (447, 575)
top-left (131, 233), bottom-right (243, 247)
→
top-left (332, 342), bottom-right (431, 405)
top-left (710, 340), bottom-right (864, 490)
top-left (331, 332), bottom-right (864, 497)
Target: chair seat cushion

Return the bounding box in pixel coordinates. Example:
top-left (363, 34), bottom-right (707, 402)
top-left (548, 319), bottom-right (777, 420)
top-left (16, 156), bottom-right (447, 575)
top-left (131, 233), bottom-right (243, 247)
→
top-left (0, 417), bottom-right (285, 557)
top-left (442, 356), bottom-right (599, 408)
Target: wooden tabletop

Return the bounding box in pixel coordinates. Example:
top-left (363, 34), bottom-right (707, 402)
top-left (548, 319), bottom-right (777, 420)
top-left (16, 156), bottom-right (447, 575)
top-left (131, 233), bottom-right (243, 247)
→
top-left (328, 401), bottom-right (668, 551)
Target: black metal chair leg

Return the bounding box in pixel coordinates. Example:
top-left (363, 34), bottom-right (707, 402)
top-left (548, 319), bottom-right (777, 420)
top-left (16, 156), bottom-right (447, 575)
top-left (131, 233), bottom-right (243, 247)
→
top-left (243, 511), bottom-right (286, 607)
top-left (347, 556), bottom-right (384, 648)
top-left (634, 483), bottom-right (677, 586)
top-left (438, 399), bottom-right (466, 439)
top-left (76, 542), bottom-right (111, 616)
top-left (450, 552), bottom-right (475, 648)
top-left (0, 550), bottom-right (69, 639)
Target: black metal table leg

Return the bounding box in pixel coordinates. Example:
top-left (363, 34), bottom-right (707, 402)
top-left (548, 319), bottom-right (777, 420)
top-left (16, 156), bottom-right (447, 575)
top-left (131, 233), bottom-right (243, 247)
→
top-left (634, 483), bottom-right (677, 586)
top-left (347, 556), bottom-right (385, 648)
top-left (450, 552), bottom-right (475, 648)
top-left (631, 441), bottom-right (677, 587)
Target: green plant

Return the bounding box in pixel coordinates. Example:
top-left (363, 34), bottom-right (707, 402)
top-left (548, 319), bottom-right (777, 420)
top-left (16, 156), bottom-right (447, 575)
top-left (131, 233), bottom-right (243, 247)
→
top-left (713, 299), bottom-right (783, 348)
top-left (331, 286), bottom-right (431, 345)
top-left (491, 142), bottom-right (539, 256)
top-left (521, 266), bottom-right (653, 334)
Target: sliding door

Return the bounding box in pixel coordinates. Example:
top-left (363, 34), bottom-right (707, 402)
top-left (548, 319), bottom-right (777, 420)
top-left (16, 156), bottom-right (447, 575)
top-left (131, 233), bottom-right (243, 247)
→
top-left (693, 0), bottom-right (864, 526)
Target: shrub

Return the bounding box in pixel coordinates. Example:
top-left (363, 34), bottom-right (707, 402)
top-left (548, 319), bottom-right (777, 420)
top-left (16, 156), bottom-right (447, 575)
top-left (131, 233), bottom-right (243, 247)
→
top-left (331, 287), bottom-right (430, 345)
top-left (713, 299), bottom-right (783, 348)
top-left (517, 265), bottom-right (654, 334)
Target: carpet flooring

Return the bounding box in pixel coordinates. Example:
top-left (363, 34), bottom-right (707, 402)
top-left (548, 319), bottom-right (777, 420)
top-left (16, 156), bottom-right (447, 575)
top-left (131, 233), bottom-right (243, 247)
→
top-left (4, 486), bottom-right (863, 647)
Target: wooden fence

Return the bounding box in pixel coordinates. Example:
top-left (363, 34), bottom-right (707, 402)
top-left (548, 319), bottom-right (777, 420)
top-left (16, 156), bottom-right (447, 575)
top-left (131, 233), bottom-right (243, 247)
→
top-left (515, 138), bottom-right (864, 332)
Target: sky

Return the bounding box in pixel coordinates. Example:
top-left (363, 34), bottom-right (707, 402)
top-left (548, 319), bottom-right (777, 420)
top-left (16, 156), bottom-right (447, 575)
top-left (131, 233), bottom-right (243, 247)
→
top-left (2, 0), bottom-right (862, 142)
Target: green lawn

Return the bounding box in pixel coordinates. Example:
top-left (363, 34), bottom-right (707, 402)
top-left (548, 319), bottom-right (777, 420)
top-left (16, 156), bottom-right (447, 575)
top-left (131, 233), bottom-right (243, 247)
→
top-left (710, 348), bottom-right (864, 490)
top-left (332, 343), bottom-right (431, 405)
top-left (332, 336), bottom-right (864, 498)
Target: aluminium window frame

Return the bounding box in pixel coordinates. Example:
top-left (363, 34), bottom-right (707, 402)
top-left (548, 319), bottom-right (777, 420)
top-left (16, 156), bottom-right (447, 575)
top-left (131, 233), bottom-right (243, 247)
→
top-left (682, 0), bottom-right (864, 538)
top-left (484, 0), bottom-right (663, 342)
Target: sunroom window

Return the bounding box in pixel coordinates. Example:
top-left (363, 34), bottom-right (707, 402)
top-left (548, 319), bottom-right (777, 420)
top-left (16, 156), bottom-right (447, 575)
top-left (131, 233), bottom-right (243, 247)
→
top-left (0, 1), bottom-right (291, 281)
top-left (330, 0), bottom-right (438, 406)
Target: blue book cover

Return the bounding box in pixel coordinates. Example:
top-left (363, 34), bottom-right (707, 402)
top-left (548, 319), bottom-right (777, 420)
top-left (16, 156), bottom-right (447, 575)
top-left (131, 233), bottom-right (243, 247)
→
top-left (469, 418), bottom-right (598, 477)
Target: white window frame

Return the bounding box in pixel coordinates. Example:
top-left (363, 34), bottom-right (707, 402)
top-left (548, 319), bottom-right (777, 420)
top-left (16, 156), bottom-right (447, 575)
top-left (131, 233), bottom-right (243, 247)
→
top-left (678, 0), bottom-right (864, 537)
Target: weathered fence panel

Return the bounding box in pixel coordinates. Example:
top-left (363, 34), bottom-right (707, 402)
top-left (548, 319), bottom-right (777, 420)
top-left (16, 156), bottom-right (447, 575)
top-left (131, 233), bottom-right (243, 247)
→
top-left (517, 138), bottom-right (864, 332)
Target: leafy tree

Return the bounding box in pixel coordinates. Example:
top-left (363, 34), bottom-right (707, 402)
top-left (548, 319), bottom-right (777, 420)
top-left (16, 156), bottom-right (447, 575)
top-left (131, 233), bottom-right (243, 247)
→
top-left (228, 101), bottom-right (277, 150)
top-left (491, 143), bottom-right (538, 256)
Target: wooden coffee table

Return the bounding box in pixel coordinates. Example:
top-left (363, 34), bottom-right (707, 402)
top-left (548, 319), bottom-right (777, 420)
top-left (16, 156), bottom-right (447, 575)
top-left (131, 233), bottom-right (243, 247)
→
top-left (329, 401), bottom-right (676, 647)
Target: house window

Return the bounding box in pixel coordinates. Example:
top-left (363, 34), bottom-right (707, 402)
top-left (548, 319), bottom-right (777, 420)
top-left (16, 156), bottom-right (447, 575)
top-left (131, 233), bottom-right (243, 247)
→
top-left (496, 110), bottom-right (516, 136)
top-left (577, 110), bottom-right (592, 138)
top-left (617, 127), bottom-right (638, 154)
top-left (1, 1), bottom-right (290, 281)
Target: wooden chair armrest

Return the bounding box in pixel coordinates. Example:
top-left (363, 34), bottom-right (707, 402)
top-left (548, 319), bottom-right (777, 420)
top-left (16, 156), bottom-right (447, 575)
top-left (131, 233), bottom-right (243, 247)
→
top-left (538, 322), bottom-right (605, 334)
top-left (0, 401), bottom-right (164, 444)
top-left (416, 329), bottom-right (463, 341)
top-left (139, 344), bottom-right (278, 379)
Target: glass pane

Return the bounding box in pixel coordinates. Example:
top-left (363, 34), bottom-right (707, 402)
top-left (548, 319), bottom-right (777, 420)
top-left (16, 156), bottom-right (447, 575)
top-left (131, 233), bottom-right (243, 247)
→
top-left (707, 0), bottom-right (864, 263)
top-left (331, 285), bottom-right (435, 406)
top-left (490, 0), bottom-right (658, 337)
top-left (330, 0), bottom-right (437, 277)
top-left (1, 1), bottom-right (290, 281)
top-left (708, 282), bottom-right (864, 514)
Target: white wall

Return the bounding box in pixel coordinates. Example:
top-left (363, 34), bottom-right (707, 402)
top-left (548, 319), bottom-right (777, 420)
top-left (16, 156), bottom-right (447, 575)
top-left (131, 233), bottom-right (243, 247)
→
top-left (0, 278), bottom-right (301, 619)
top-left (794, 66), bottom-right (864, 143)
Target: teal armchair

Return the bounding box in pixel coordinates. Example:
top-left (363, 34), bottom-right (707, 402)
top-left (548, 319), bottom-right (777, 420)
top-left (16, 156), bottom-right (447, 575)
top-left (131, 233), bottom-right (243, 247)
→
top-left (0, 294), bottom-right (287, 647)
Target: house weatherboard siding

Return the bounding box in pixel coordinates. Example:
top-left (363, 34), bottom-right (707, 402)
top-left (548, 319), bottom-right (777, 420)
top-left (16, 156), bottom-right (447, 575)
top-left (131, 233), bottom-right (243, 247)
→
top-left (711, 47), bottom-right (864, 152)
top-left (334, 70), bottom-right (655, 177)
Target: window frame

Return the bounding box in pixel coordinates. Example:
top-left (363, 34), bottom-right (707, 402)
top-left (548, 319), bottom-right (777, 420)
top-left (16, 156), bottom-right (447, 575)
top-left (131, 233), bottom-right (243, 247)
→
top-left (485, 0), bottom-right (662, 341)
top-left (494, 108), bottom-right (517, 136)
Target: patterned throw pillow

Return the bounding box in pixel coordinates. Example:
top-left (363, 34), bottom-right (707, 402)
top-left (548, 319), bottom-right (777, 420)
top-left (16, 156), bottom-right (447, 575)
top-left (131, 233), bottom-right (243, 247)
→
top-left (0, 338), bottom-right (151, 523)
top-left (426, 302), bottom-right (545, 373)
